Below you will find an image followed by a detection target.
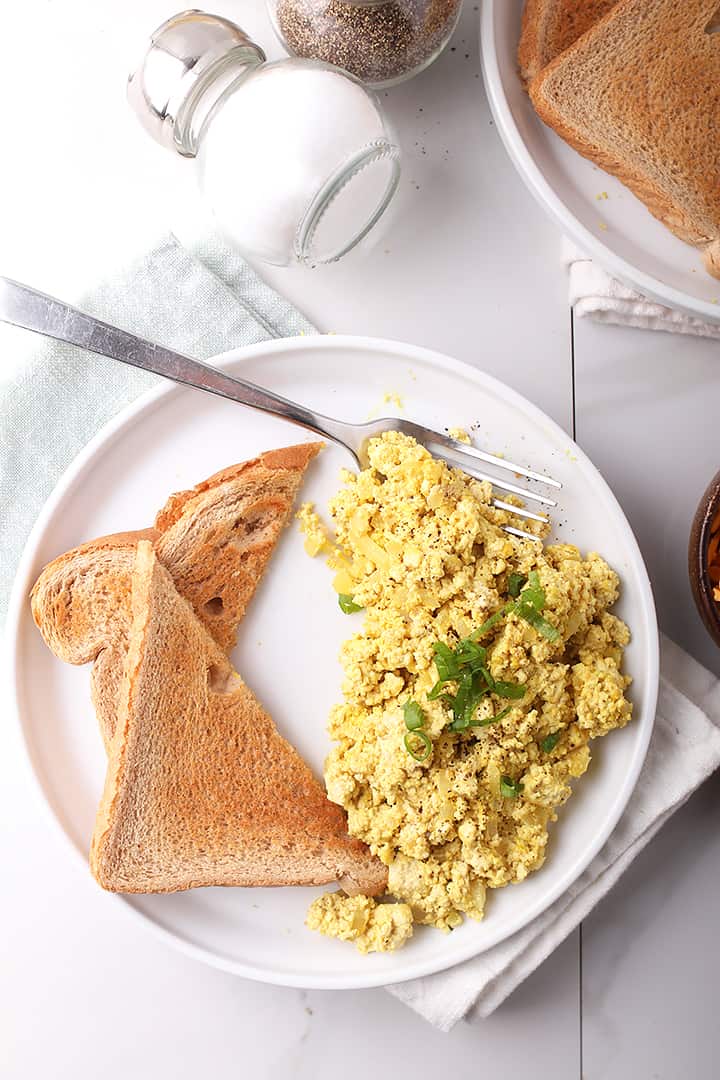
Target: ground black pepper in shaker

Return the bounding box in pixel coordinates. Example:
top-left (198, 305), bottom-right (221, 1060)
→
top-left (270, 0), bottom-right (462, 86)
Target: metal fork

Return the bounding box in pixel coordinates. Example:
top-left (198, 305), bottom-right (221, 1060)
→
top-left (0, 276), bottom-right (561, 540)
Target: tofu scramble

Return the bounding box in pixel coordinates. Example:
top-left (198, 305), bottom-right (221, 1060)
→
top-left (300, 432), bottom-right (632, 953)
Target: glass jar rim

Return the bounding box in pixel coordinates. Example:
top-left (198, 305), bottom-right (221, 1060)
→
top-left (295, 140), bottom-right (401, 266)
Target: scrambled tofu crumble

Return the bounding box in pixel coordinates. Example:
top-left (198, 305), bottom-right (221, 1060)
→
top-left (306, 894), bottom-right (413, 954)
top-left (300, 432), bottom-right (632, 952)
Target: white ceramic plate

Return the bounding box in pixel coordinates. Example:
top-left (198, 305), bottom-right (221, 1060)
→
top-left (480, 1), bottom-right (720, 324)
top-left (8, 335), bottom-right (658, 989)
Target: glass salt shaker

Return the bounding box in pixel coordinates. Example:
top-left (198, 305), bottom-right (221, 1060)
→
top-left (128, 10), bottom-right (401, 266)
top-left (268, 0), bottom-right (463, 87)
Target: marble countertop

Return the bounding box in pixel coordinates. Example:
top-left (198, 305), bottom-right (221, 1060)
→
top-left (2, 2), bottom-right (719, 1076)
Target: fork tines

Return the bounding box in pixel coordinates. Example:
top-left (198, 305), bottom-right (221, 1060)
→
top-left (425, 433), bottom-right (562, 544)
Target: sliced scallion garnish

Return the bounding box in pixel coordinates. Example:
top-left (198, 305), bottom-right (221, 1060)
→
top-left (338, 593), bottom-right (363, 614)
top-left (516, 602), bottom-right (560, 642)
top-left (403, 700), bottom-right (425, 731)
top-left (430, 633), bottom-right (524, 733)
top-left (500, 775), bottom-right (524, 798)
top-left (508, 572), bottom-right (527, 598)
top-left (404, 730), bottom-right (432, 762)
top-left (493, 680), bottom-right (526, 700)
top-left (541, 731), bottom-right (561, 753)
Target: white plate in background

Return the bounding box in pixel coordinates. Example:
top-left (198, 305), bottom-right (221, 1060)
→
top-left (480, 0), bottom-right (720, 324)
top-left (8, 335), bottom-right (658, 988)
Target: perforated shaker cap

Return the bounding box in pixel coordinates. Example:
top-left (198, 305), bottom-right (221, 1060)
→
top-left (127, 9), bottom-right (266, 156)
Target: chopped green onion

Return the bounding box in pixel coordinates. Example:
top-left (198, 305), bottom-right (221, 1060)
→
top-left (493, 680), bottom-right (526, 700)
top-left (479, 665), bottom-right (495, 691)
top-left (493, 705), bottom-right (513, 722)
top-left (541, 731), bottom-right (561, 753)
top-left (500, 775), bottom-right (524, 798)
top-left (470, 704), bottom-right (512, 727)
top-left (451, 670), bottom-right (473, 726)
top-left (516, 602), bottom-right (560, 642)
top-left (508, 572), bottom-right (527, 598)
top-left (431, 631), bottom-right (525, 735)
top-left (433, 641), bottom-right (460, 681)
top-left (448, 715), bottom-right (469, 733)
top-left (338, 593), bottom-right (363, 614)
top-left (403, 700), bottom-right (425, 731)
top-left (404, 730), bottom-right (432, 762)
top-left (521, 570), bottom-right (545, 609)
top-left (471, 603), bottom-right (513, 639)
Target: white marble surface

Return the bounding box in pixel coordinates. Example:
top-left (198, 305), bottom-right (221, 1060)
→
top-left (1, 0), bottom-right (718, 1075)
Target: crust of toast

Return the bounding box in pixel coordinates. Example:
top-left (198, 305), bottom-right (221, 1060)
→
top-left (90, 542), bottom-right (387, 895)
top-left (529, 0), bottom-right (720, 278)
top-left (30, 531), bottom-right (156, 747)
top-left (519, 0), bottom-right (617, 84)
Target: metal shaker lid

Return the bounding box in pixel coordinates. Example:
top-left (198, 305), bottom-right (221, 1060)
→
top-left (127, 9), bottom-right (266, 156)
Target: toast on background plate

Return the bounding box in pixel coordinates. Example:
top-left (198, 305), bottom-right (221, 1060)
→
top-left (90, 541), bottom-right (387, 894)
top-left (31, 443), bottom-right (321, 748)
top-left (518, 0), bottom-right (617, 83)
top-left (529, 0), bottom-right (720, 279)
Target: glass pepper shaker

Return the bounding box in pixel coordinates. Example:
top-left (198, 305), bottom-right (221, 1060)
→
top-left (128, 10), bottom-right (401, 266)
top-left (268, 0), bottom-right (463, 87)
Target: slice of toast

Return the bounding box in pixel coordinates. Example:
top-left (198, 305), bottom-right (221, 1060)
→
top-left (30, 531), bottom-right (152, 752)
top-left (90, 541), bottom-right (387, 894)
top-left (155, 443), bottom-right (322, 653)
top-left (518, 0), bottom-right (617, 84)
top-left (31, 444), bottom-right (321, 748)
top-left (529, 0), bottom-right (720, 279)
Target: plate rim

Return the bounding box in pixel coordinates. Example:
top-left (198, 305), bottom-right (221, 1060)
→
top-left (479, 0), bottom-right (720, 326)
top-left (7, 333), bottom-right (659, 989)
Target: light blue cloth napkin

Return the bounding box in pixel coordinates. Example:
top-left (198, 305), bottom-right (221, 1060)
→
top-left (0, 234), bottom-right (315, 619)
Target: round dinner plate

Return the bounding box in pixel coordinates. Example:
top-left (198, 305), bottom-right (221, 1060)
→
top-left (480, 1), bottom-right (720, 324)
top-left (8, 335), bottom-right (658, 989)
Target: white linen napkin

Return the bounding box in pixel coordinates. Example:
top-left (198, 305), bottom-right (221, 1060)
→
top-left (388, 634), bottom-right (720, 1030)
top-left (563, 240), bottom-right (720, 339)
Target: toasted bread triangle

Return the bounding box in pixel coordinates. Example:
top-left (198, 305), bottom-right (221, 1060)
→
top-left (90, 542), bottom-right (387, 894)
top-left (519, 0), bottom-right (617, 84)
top-left (155, 443), bottom-right (322, 652)
top-left (529, 0), bottom-right (720, 278)
top-left (31, 444), bottom-right (322, 748)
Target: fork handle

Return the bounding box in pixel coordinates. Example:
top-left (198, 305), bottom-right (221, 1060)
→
top-left (0, 276), bottom-right (336, 443)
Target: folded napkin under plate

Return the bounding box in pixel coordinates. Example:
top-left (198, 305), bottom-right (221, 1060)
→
top-left (564, 239), bottom-right (720, 340)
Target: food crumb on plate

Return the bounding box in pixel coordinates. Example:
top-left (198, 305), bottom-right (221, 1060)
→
top-left (307, 892), bottom-right (413, 953)
top-left (447, 426), bottom-right (471, 443)
top-left (296, 503), bottom-right (333, 557)
top-left (366, 391), bottom-right (404, 420)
